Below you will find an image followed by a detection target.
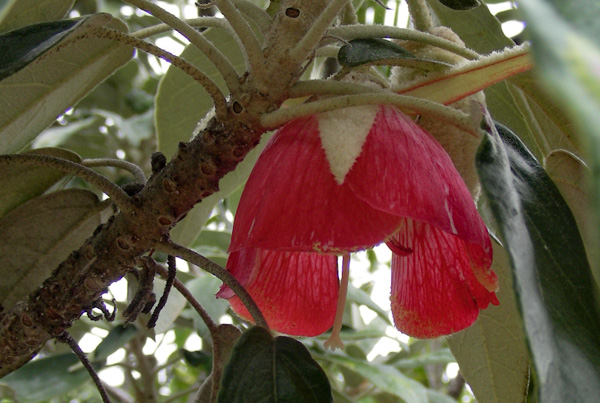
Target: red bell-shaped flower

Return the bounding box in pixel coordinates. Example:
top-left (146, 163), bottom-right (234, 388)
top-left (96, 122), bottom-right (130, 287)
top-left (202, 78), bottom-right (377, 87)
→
top-left (218, 104), bottom-right (498, 340)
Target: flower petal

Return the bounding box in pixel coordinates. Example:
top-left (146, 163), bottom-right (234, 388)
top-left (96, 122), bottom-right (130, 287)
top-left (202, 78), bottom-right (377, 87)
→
top-left (390, 219), bottom-right (498, 338)
top-left (346, 105), bottom-right (491, 251)
top-left (219, 248), bottom-right (339, 337)
top-left (230, 114), bottom-right (402, 253)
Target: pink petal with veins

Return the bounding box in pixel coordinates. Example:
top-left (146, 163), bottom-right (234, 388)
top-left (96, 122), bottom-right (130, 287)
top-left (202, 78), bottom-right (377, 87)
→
top-left (229, 114), bottom-right (402, 254)
top-left (347, 106), bottom-right (490, 251)
top-left (390, 219), bottom-right (498, 338)
top-left (219, 248), bottom-right (339, 337)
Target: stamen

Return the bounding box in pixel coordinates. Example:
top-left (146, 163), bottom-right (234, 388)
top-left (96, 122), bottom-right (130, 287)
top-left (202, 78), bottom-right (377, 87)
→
top-left (324, 254), bottom-right (350, 350)
top-left (386, 239), bottom-right (413, 256)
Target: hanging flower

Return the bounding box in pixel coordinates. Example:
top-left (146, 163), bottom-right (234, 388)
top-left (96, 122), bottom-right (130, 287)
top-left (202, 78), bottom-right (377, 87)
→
top-left (217, 104), bottom-right (498, 342)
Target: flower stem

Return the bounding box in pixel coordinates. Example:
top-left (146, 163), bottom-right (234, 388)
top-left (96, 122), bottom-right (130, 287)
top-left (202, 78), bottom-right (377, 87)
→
top-left (82, 158), bottom-right (146, 183)
top-left (92, 27), bottom-right (228, 120)
top-left (0, 154), bottom-right (133, 212)
top-left (405, 0), bottom-right (434, 32)
top-left (125, 0), bottom-right (241, 93)
top-left (154, 240), bottom-right (269, 330)
top-left (324, 254), bottom-right (350, 351)
top-left (261, 93), bottom-right (477, 137)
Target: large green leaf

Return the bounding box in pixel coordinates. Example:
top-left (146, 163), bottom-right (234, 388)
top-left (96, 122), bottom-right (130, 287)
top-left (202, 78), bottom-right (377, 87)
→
top-left (476, 121), bottom-right (600, 402)
top-left (0, 0), bottom-right (75, 33)
top-left (0, 147), bottom-right (81, 218)
top-left (0, 189), bottom-right (109, 311)
top-left (93, 324), bottom-right (138, 362)
top-left (217, 327), bottom-right (333, 403)
top-left (0, 353), bottom-right (91, 401)
top-left (448, 241), bottom-right (529, 403)
top-left (544, 150), bottom-right (599, 285)
top-left (320, 354), bottom-right (429, 403)
top-left (186, 274), bottom-right (230, 338)
top-left (516, 0), bottom-right (600, 287)
top-left (0, 13), bottom-right (133, 153)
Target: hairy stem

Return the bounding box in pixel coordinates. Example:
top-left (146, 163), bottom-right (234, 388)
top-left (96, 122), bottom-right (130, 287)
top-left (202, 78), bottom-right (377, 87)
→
top-left (406, 0), bottom-right (434, 32)
top-left (235, 0), bottom-right (273, 33)
top-left (154, 263), bottom-right (218, 335)
top-left (154, 240), bottom-right (269, 330)
top-left (83, 158), bottom-right (147, 183)
top-left (125, 0), bottom-right (241, 93)
top-left (92, 27), bottom-right (228, 119)
top-left (0, 154), bottom-right (132, 212)
top-left (261, 92), bottom-right (477, 137)
top-left (289, 0), bottom-right (349, 64)
top-left (217, 0), bottom-right (265, 74)
top-left (132, 17), bottom-right (231, 39)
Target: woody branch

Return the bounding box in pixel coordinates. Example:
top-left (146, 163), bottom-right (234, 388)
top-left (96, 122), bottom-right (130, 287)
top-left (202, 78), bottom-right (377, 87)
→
top-left (0, 0), bottom-right (330, 377)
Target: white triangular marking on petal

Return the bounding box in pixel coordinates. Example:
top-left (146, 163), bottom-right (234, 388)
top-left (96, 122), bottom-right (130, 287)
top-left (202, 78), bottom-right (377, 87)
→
top-left (318, 105), bottom-right (378, 184)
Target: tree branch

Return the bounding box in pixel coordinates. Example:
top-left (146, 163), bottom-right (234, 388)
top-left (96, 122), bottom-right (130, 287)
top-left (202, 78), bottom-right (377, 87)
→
top-left (0, 0), bottom-right (330, 377)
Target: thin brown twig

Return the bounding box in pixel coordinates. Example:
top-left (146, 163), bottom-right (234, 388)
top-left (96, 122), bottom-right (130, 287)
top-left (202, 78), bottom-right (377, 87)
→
top-left (154, 240), bottom-right (268, 330)
top-left (58, 332), bottom-right (111, 403)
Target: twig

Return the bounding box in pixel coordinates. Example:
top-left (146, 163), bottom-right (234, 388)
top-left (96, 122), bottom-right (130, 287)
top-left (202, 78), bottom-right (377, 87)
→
top-left (125, 0), bottom-right (241, 93)
top-left (0, 154), bottom-right (132, 212)
top-left (217, 0), bottom-right (265, 74)
top-left (154, 240), bottom-right (269, 330)
top-left (83, 158), bottom-right (147, 183)
top-left (147, 256), bottom-right (177, 328)
top-left (58, 332), bottom-right (111, 403)
top-left (405, 0), bottom-right (434, 32)
top-left (234, 0), bottom-right (272, 33)
top-left (154, 263), bottom-right (218, 335)
top-left (131, 17), bottom-right (229, 39)
top-left (289, 0), bottom-right (349, 64)
top-left (260, 92), bottom-right (477, 137)
top-left (92, 27), bottom-right (228, 120)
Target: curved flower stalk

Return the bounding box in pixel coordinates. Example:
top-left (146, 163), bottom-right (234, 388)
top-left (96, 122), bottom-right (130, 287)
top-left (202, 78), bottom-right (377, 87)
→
top-left (217, 104), bottom-right (499, 343)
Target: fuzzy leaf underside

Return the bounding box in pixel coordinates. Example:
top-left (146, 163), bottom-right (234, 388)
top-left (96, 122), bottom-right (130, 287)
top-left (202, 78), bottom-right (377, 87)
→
top-left (476, 121), bottom-right (600, 402)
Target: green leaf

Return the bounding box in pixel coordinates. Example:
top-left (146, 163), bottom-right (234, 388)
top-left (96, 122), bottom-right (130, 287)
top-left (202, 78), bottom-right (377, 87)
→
top-left (218, 327), bottom-right (333, 403)
top-left (338, 38), bottom-right (415, 67)
top-left (0, 147), bottom-right (81, 218)
top-left (516, 0), bottom-right (600, 284)
top-left (448, 242), bottom-right (529, 403)
top-left (0, 13), bottom-right (133, 153)
top-left (0, 19), bottom-right (78, 79)
top-left (0, 189), bottom-right (109, 311)
top-left (93, 324), bottom-right (138, 362)
top-left (0, 352), bottom-right (94, 401)
top-left (0, 0), bottom-right (75, 33)
top-left (155, 28), bottom-right (246, 158)
top-left (320, 354), bottom-right (428, 403)
top-left (437, 0), bottom-right (481, 11)
top-left (476, 121), bottom-right (600, 402)
top-left (346, 283), bottom-right (392, 326)
top-left (186, 275), bottom-right (230, 337)
top-left (544, 150), bottom-right (600, 285)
